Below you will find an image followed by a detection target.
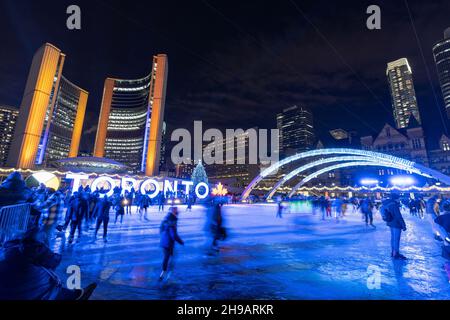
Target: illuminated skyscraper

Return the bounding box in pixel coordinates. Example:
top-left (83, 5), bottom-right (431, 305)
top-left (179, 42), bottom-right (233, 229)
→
top-left (93, 54), bottom-right (168, 176)
top-left (433, 27), bottom-right (450, 118)
top-left (38, 76), bottom-right (88, 166)
top-left (7, 43), bottom-right (88, 169)
top-left (386, 58), bottom-right (421, 129)
top-left (0, 105), bottom-right (19, 167)
top-left (277, 105), bottom-right (315, 157)
top-left (202, 128), bottom-right (260, 188)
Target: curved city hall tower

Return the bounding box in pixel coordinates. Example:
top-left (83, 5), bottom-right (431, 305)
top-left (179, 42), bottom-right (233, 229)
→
top-left (94, 54), bottom-right (168, 176)
top-left (7, 43), bottom-right (88, 169)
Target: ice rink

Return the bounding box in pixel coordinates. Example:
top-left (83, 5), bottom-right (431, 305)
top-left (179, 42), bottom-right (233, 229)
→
top-left (50, 203), bottom-right (450, 300)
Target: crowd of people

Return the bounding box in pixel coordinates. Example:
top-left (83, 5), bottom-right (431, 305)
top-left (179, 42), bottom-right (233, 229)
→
top-left (0, 171), bottom-right (227, 299)
top-left (277, 193), bottom-right (450, 260)
top-left (0, 172), bottom-right (98, 300)
top-left (1, 170), bottom-right (449, 299)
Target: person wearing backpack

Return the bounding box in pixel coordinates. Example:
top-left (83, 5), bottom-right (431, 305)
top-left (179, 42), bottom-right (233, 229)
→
top-left (426, 196), bottom-right (443, 241)
top-left (361, 197), bottom-right (375, 228)
top-left (382, 194), bottom-right (407, 260)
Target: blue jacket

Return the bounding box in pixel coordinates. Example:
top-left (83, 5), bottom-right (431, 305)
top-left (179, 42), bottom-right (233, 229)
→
top-left (385, 199), bottom-right (406, 230)
top-left (426, 197), bottom-right (437, 215)
top-left (93, 198), bottom-right (111, 219)
top-left (68, 197), bottom-right (87, 221)
top-left (360, 198), bottom-right (373, 214)
top-left (0, 238), bottom-right (62, 300)
top-left (435, 212), bottom-right (450, 233)
top-left (160, 215), bottom-right (183, 249)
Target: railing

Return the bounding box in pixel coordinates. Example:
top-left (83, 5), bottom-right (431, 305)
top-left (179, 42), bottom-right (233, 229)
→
top-left (0, 203), bottom-right (32, 245)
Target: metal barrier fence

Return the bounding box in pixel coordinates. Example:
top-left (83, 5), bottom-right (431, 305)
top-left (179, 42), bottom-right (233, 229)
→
top-left (0, 203), bottom-right (31, 245)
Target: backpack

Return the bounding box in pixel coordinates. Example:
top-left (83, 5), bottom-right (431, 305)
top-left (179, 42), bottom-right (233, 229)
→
top-left (380, 204), bottom-right (393, 222)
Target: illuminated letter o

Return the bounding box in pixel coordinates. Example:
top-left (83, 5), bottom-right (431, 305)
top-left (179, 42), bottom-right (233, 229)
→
top-left (91, 176), bottom-right (116, 197)
top-left (140, 179), bottom-right (161, 198)
top-left (195, 182), bottom-right (209, 199)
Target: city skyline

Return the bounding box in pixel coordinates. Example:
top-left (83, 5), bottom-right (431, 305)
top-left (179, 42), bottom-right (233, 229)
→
top-left (1, 0), bottom-right (450, 153)
top-left (1, 1), bottom-right (450, 304)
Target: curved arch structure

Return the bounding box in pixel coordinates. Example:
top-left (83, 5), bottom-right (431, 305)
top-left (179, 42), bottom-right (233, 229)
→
top-left (265, 156), bottom-right (397, 199)
top-left (288, 161), bottom-right (430, 197)
top-left (242, 148), bottom-right (450, 200)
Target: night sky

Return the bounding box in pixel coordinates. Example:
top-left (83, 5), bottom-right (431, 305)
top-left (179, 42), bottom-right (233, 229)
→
top-left (0, 0), bottom-right (449, 153)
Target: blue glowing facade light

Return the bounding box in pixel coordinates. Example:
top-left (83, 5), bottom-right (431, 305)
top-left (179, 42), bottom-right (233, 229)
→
top-left (360, 178), bottom-right (379, 186)
top-left (265, 156), bottom-right (386, 199)
top-left (241, 148), bottom-right (450, 200)
top-left (389, 175), bottom-right (416, 186)
top-left (288, 161), bottom-right (426, 197)
top-left (258, 148), bottom-right (416, 179)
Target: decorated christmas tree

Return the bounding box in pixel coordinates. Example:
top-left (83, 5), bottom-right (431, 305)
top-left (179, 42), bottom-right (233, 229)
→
top-left (191, 160), bottom-right (208, 186)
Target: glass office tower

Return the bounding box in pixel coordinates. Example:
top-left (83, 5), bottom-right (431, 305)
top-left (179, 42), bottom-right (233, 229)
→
top-left (0, 105), bottom-right (19, 167)
top-left (433, 27), bottom-right (450, 118)
top-left (277, 105), bottom-right (315, 157)
top-left (386, 58), bottom-right (421, 129)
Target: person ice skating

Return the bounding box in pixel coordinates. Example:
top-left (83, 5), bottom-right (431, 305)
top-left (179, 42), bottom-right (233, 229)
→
top-left (361, 197), bottom-right (375, 228)
top-left (426, 196), bottom-right (443, 241)
top-left (0, 228), bottom-right (97, 300)
top-left (342, 198), bottom-right (348, 216)
top-left (93, 196), bottom-right (111, 242)
top-left (381, 194), bottom-right (407, 260)
top-left (435, 201), bottom-right (450, 256)
top-left (56, 192), bottom-right (76, 234)
top-left (35, 189), bottom-right (65, 242)
top-left (113, 194), bottom-right (125, 224)
top-left (319, 196), bottom-right (327, 220)
top-left (276, 200), bottom-right (283, 218)
top-left (124, 190), bottom-right (133, 215)
top-left (186, 195), bottom-right (192, 211)
top-left (87, 190), bottom-right (99, 221)
top-left (333, 197), bottom-right (343, 219)
top-left (67, 192), bottom-right (88, 244)
top-left (434, 200), bottom-right (450, 246)
top-left (208, 203), bottom-right (226, 252)
top-left (418, 198), bottom-right (425, 219)
top-left (138, 192), bottom-right (150, 220)
top-left (159, 207), bottom-right (184, 280)
top-left (434, 198), bottom-right (441, 216)
top-left (213, 203), bottom-right (226, 248)
top-left (79, 189), bottom-right (91, 229)
top-left (325, 198), bottom-right (331, 217)
top-left (158, 192), bottom-right (166, 212)
top-left (409, 198), bottom-right (417, 216)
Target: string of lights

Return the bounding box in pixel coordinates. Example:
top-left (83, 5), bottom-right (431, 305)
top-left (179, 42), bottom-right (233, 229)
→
top-left (0, 167), bottom-right (160, 180)
top-left (255, 185), bottom-right (450, 192)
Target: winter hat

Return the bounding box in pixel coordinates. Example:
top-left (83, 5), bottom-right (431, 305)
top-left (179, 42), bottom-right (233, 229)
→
top-left (1, 171), bottom-right (25, 190)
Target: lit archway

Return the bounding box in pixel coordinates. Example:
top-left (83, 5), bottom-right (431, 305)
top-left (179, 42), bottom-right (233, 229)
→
top-left (264, 156), bottom-right (392, 199)
top-left (242, 148), bottom-right (450, 200)
top-left (288, 161), bottom-right (430, 197)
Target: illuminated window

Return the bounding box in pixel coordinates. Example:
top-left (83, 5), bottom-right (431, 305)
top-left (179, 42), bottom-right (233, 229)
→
top-left (443, 141), bottom-right (450, 151)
